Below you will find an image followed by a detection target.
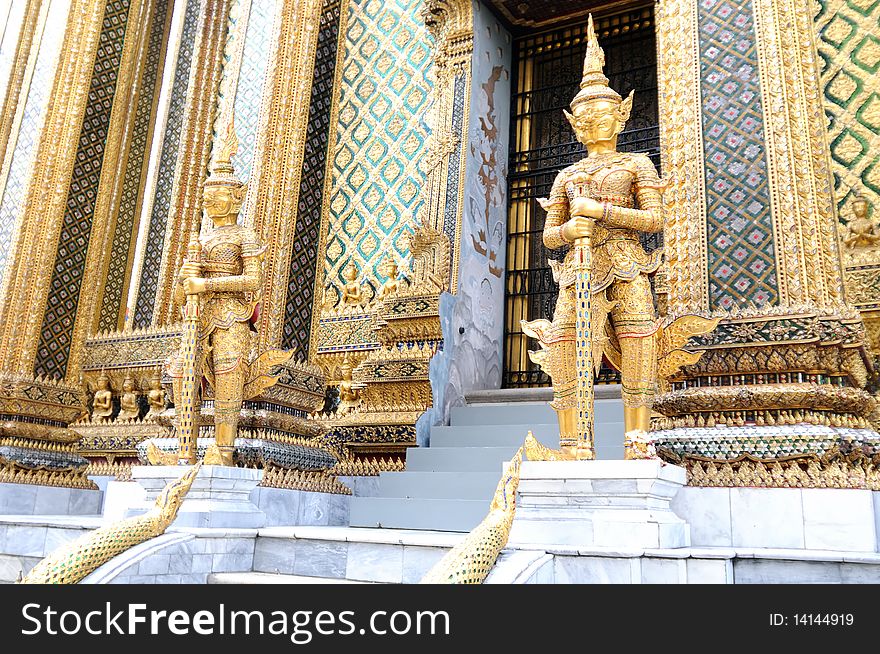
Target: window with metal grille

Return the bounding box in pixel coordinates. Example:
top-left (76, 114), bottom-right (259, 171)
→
top-left (503, 6), bottom-right (660, 388)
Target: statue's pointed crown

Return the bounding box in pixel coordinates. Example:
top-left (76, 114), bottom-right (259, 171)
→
top-left (570, 14), bottom-right (621, 110)
top-left (206, 116), bottom-right (244, 189)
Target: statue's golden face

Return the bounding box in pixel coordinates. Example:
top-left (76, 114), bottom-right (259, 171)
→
top-left (853, 199), bottom-right (868, 219)
top-left (568, 100), bottom-right (623, 146)
top-left (344, 265), bottom-right (357, 281)
top-left (203, 185), bottom-right (241, 222)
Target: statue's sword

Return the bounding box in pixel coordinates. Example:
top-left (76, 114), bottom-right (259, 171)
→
top-left (567, 176), bottom-right (595, 459)
top-left (177, 229), bottom-right (202, 465)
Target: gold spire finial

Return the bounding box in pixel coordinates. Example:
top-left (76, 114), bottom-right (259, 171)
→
top-left (570, 14), bottom-right (622, 110)
top-left (207, 116), bottom-right (243, 188)
top-left (581, 14), bottom-right (607, 87)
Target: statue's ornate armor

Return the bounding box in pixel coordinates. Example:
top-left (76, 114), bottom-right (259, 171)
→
top-left (172, 224), bottom-right (264, 429)
top-left (536, 151), bottom-right (665, 416)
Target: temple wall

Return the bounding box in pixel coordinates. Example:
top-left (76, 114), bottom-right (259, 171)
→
top-left (424, 0), bottom-right (511, 436)
top-left (311, 0), bottom-right (434, 322)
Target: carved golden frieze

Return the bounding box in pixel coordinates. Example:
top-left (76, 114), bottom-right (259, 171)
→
top-left (329, 455), bottom-right (405, 476)
top-left (260, 466), bottom-right (352, 494)
top-left (676, 455), bottom-right (880, 491)
top-left (0, 466), bottom-right (96, 490)
top-left (82, 325), bottom-right (183, 371)
top-left (654, 383), bottom-right (875, 420)
top-left (0, 372), bottom-right (85, 425)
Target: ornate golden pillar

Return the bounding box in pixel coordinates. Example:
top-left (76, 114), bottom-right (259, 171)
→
top-left (151, 0), bottom-right (232, 325)
top-left (246, 0), bottom-right (326, 354)
top-left (653, 0), bottom-right (879, 489)
top-left (0, 0), bottom-right (158, 487)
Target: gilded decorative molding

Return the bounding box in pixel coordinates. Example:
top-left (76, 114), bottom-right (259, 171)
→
top-left (154, 0), bottom-right (234, 325)
top-left (421, 0), bottom-right (472, 293)
top-left (261, 466), bottom-right (351, 493)
top-left (654, 383), bottom-right (875, 421)
top-left (656, 0), bottom-right (708, 314)
top-left (329, 455), bottom-right (404, 476)
top-left (82, 324), bottom-right (183, 371)
top-left (655, 445), bottom-right (880, 490)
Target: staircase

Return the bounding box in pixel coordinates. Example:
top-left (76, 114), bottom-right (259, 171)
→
top-left (348, 386), bottom-right (624, 532)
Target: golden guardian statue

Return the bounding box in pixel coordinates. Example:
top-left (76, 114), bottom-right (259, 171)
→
top-left (523, 16), bottom-right (713, 460)
top-left (167, 120), bottom-right (291, 466)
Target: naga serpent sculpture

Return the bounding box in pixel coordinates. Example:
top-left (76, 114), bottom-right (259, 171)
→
top-left (20, 463), bottom-right (201, 584)
top-left (420, 444), bottom-right (524, 584)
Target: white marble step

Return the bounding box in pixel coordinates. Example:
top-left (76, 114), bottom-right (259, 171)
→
top-left (428, 423), bottom-right (557, 447)
top-left (451, 398), bottom-right (624, 426)
top-left (429, 421), bottom-right (626, 449)
top-left (404, 446), bottom-right (522, 472)
top-left (372, 471), bottom-right (502, 499)
top-left (348, 497), bottom-right (487, 532)
top-left (252, 526), bottom-right (461, 582)
top-left (208, 572), bottom-right (370, 584)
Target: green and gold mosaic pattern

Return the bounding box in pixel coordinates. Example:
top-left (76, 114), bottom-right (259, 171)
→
top-left (816, 0), bottom-right (880, 220)
top-left (321, 0), bottom-right (433, 302)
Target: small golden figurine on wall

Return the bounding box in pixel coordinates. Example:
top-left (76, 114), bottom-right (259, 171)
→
top-left (842, 191), bottom-right (878, 249)
top-left (168, 119), bottom-right (291, 465)
top-left (341, 262), bottom-right (365, 306)
top-left (92, 371), bottom-right (114, 420)
top-left (377, 256), bottom-right (401, 301)
top-left (145, 371), bottom-right (166, 419)
top-left (117, 374), bottom-right (140, 421)
top-left (337, 352), bottom-right (362, 413)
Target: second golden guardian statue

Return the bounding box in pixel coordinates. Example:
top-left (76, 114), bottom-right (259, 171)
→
top-left (523, 15), bottom-right (715, 461)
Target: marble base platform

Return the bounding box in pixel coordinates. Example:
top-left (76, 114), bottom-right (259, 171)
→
top-left (0, 482), bottom-right (103, 516)
top-left (508, 460), bottom-right (690, 549)
top-left (129, 465), bottom-right (266, 529)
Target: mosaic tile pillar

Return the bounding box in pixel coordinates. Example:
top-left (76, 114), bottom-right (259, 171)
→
top-left (653, 0), bottom-right (879, 477)
top-left (0, 0), bottom-right (143, 378)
